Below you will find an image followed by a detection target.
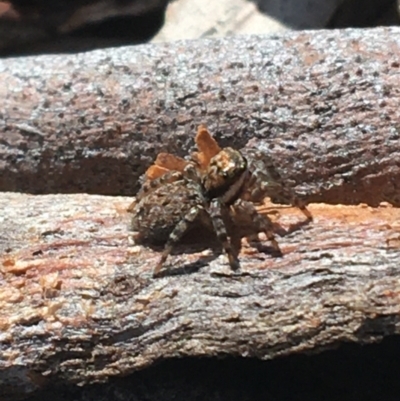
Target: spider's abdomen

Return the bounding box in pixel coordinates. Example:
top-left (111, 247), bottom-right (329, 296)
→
top-left (131, 180), bottom-right (205, 244)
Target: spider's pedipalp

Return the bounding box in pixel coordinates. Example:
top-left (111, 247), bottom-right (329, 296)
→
top-left (182, 162), bottom-right (202, 183)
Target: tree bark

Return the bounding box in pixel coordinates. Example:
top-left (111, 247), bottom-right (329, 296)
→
top-left (1, 192), bottom-right (400, 398)
top-left (2, 27), bottom-right (400, 399)
top-left (1, 27), bottom-right (400, 206)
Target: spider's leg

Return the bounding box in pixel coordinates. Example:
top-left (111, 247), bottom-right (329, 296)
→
top-left (153, 205), bottom-right (203, 277)
top-left (246, 165), bottom-right (312, 221)
top-left (137, 171), bottom-right (184, 201)
top-left (236, 199), bottom-right (282, 255)
top-left (290, 194), bottom-right (312, 221)
top-left (269, 183), bottom-right (312, 221)
top-left (209, 199), bottom-right (240, 270)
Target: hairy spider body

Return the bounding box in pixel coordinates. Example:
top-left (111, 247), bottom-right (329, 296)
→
top-left (131, 160), bottom-right (244, 276)
top-left (130, 125), bottom-right (312, 277)
top-left (132, 173), bottom-right (207, 245)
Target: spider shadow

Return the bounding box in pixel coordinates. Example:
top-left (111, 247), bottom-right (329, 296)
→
top-left (232, 208), bottom-right (313, 257)
top-left (138, 226), bottom-right (225, 277)
top-left (137, 213), bottom-right (313, 277)
top-left (229, 230), bottom-right (283, 259)
top-left (154, 253), bottom-right (219, 278)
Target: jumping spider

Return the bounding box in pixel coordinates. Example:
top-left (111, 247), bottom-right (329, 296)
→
top-left (130, 125), bottom-right (312, 277)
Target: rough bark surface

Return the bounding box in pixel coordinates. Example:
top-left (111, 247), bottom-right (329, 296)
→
top-left (1, 193), bottom-right (400, 399)
top-left (2, 27), bottom-right (400, 399)
top-left (1, 27), bottom-right (400, 206)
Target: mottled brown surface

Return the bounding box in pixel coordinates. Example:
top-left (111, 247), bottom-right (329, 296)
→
top-left (1, 27), bottom-right (400, 206)
top-left (1, 192), bottom-right (400, 398)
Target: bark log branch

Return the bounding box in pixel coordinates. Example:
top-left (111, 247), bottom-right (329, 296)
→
top-left (1, 193), bottom-right (400, 398)
top-left (1, 27), bottom-right (400, 205)
top-left (1, 27), bottom-right (400, 399)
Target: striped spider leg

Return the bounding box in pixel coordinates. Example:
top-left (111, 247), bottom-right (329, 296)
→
top-left (131, 161), bottom-right (239, 277)
top-left (131, 125), bottom-right (311, 277)
top-left (240, 148), bottom-right (312, 221)
top-left (202, 146), bottom-right (282, 258)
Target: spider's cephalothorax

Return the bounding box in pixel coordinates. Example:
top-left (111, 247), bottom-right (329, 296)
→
top-left (203, 147), bottom-right (248, 204)
top-left (130, 125), bottom-right (312, 277)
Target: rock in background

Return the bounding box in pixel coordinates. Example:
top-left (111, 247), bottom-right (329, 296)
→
top-left (0, 0), bottom-right (400, 55)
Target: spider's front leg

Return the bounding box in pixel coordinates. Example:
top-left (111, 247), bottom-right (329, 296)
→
top-left (153, 205), bottom-right (204, 277)
top-left (209, 198), bottom-right (240, 271)
top-left (235, 199), bottom-right (282, 256)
